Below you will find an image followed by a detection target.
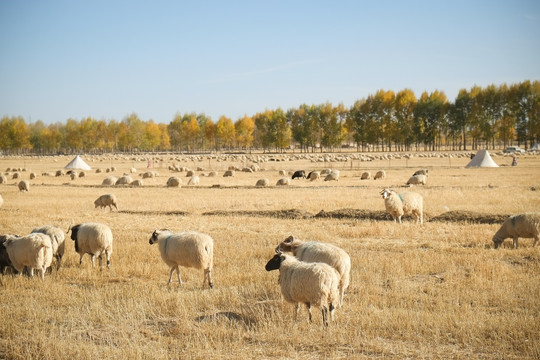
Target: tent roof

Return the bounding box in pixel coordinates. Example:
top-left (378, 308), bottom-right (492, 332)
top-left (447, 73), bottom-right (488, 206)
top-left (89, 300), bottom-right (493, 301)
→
top-left (465, 149), bottom-right (499, 168)
top-left (65, 155), bottom-right (91, 170)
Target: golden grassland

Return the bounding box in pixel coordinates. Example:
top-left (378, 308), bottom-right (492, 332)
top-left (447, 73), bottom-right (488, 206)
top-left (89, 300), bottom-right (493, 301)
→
top-left (0, 152), bottom-right (539, 359)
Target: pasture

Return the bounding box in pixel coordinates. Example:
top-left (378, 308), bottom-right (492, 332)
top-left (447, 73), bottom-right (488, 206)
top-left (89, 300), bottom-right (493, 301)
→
top-left (0, 151), bottom-right (539, 359)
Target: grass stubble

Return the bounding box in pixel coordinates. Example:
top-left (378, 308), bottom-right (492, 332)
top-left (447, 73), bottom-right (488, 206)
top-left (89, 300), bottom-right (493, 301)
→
top-left (0, 153), bottom-right (539, 359)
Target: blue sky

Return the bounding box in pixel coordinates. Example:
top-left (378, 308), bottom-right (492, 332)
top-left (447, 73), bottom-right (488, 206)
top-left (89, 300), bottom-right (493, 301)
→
top-left (1, 0), bottom-right (539, 125)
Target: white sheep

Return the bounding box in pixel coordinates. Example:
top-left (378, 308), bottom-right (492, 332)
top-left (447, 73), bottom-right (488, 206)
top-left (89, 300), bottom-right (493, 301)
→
top-left (407, 174), bottom-right (427, 186)
top-left (308, 171), bottom-right (321, 181)
top-left (265, 252), bottom-right (340, 326)
top-left (275, 235), bottom-right (351, 307)
top-left (115, 175), bottom-right (133, 185)
top-left (188, 175), bottom-right (200, 185)
top-left (276, 178), bottom-right (290, 186)
top-left (3, 233), bottom-right (53, 280)
top-left (131, 179), bottom-right (143, 186)
top-left (255, 178), bottom-right (270, 187)
top-left (68, 223), bottom-right (113, 270)
top-left (31, 225), bottom-right (65, 270)
top-left (380, 188), bottom-right (423, 224)
top-left (324, 172), bottom-right (339, 181)
top-left (361, 171), bottom-right (371, 180)
top-left (374, 170), bottom-right (386, 180)
top-left (18, 180), bottom-right (29, 192)
top-left (492, 212), bottom-right (540, 249)
top-left (94, 194), bottom-right (118, 211)
top-left (148, 229), bottom-right (214, 288)
top-left (102, 176), bottom-right (117, 186)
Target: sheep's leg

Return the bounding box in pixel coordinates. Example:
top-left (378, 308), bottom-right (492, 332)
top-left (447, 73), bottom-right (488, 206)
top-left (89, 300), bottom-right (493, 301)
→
top-left (329, 303), bottom-right (335, 322)
top-left (40, 266), bottom-right (46, 281)
top-left (106, 251), bottom-right (111, 269)
top-left (167, 267), bottom-right (176, 285)
top-left (79, 254), bottom-right (85, 266)
top-left (321, 306), bottom-right (329, 327)
top-left (294, 304), bottom-right (299, 322)
top-left (533, 236), bottom-right (539, 247)
top-left (306, 303), bottom-right (312, 323)
top-left (398, 216), bottom-right (402, 224)
top-left (176, 267), bottom-right (182, 285)
top-left (29, 268), bottom-right (34, 277)
top-left (513, 237), bottom-right (519, 249)
top-left (55, 254), bottom-right (62, 270)
top-left (204, 268), bottom-right (213, 289)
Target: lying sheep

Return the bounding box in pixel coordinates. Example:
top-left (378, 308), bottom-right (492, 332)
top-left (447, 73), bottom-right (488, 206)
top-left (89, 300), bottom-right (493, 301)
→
top-left (149, 229), bottom-right (214, 288)
top-left (492, 212), bottom-right (540, 249)
top-left (256, 178), bottom-right (270, 187)
top-left (68, 223), bottom-right (113, 270)
top-left (31, 225), bottom-right (65, 270)
top-left (2, 233), bottom-right (53, 280)
top-left (276, 178), bottom-right (290, 186)
top-left (276, 235), bottom-right (351, 307)
top-left (265, 252), bottom-right (340, 327)
top-left (374, 170), bottom-right (386, 180)
top-left (115, 175), bottom-right (133, 185)
top-left (407, 174), bottom-right (427, 186)
top-left (18, 180), bottom-right (29, 192)
top-left (361, 171), bottom-right (371, 180)
top-left (94, 194), bottom-right (118, 211)
top-left (381, 188), bottom-right (423, 224)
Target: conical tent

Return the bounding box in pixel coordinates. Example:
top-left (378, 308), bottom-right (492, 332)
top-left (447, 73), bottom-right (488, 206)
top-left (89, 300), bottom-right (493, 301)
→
top-left (465, 149), bottom-right (499, 168)
top-left (65, 155), bottom-right (91, 170)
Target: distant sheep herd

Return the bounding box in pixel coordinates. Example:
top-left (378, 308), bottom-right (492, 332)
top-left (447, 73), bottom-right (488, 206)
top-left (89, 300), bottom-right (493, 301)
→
top-left (0, 156), bottom-right (539, 327)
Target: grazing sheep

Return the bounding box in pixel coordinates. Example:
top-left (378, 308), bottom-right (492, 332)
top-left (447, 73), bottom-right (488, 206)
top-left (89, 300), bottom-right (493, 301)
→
top-left (188, 175), bottom-right (200, 185)
top-left (276, 235), bottom-right (351, 307)
top-left (131, 179), bottom-right (143, 186)
top-left (68, 223), bottom-right (113, 270)
top-left (142, 171), bottom-right (155, 179)
top-left (255, 178), bottom-right (270, 187)
top-left (223, 170), bottom-right (235, 177)
top-left (380, 188), bottom-right (423, 224)
top-left (18, 180), bottom-right (29, 192)
top-left (308, 171), bottom-right (320, 181)
top-left (492, 212), bottom-right (540, 249)
top-left (3, 233), bottom-right (53, 280)
top-left (31, 225), bottom-right (65, 270)
top-left (0, 234), bottom-right (18, 274)
top-left (94, 194), bottom-right (118, 211)
top-left (0, 194), bottom-right (3, 208)
top-left (413, 169), bottom-right (429, 176)
top-left (407, 174), bottom-right (427, 186)
top-left (149, 229), bottom-right (214, 288)
top-left (292, 170), bottom-right (306, 179)
top-left (102, 176), bottom-right (117, 186)
top-left (167, 176), bottom-right (182, 188)
top-left (115, 175), bottom-right (133, 185)
top-left (361, 171), bottom-right (371, 180)
top-left (265, 252), bottom-right (340, 327)
top-left (276, 178), bottom-right (290, 186)
top-left (374, 170), bottom-right (386, 180)
top-left (324, 171), bottom-right (339, 181)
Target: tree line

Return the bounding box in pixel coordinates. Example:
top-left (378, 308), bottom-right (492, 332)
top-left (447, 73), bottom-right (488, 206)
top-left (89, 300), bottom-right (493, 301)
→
top-left (1, 80), bottom-right (538, 154)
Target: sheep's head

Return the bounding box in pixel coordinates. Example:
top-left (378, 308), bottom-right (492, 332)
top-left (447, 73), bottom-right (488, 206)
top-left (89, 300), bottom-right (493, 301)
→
top-left (492, 235), bottom-right (504, 249)
top-left (380, 188), bottom-right (393, 199)
top-left (68, 225), bottom-right (81, 241)
top-left (149, 229), bottom-right (170, 245)
top-left (275, 235), bottom-right (299, 253)
top-left (265, 252), bottom-right (285, 272)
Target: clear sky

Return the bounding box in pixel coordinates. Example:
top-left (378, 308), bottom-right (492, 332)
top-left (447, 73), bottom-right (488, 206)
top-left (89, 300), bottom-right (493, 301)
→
top-left (1, 0), bottom-right (539, 125)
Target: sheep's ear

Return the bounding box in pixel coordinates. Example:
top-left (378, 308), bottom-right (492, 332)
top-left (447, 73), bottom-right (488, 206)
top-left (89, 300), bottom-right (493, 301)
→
top-left (284, 235), bottom-right (294, 243)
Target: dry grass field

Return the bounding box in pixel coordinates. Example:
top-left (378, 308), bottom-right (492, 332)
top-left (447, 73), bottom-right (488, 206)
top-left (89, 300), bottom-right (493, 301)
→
top-left (0, 151), bottom-right (539, 359)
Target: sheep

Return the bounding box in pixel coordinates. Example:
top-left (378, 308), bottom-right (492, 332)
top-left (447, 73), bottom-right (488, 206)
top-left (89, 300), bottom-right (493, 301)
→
top-left (102, 176), bottom-right (117, 186)
top-left (255, 178), bottom-right (270, 187)
top-left (0, 175), bottom-right (7, 184)
top-left (18, 180), bottom-right (29, 192)
top-left (380, 188), bottom-right (423, 224)
top-left (223, 170), bottom-right (235, 177)
top-left (130, 179), bottom-right (143, 186)
top-left (292, 170), bottom-right (306, 179)
top-left (115, 175), bottom-right (133, 185)
top-left (31, 225), bottom-right (65, 270)
top-left (275, 235), bottom-right (351, 307)
top-left (361, 171), bottom-right (371, 180)
top-left (30, 172), bottom-right (37, 180)
top-left (167, 176), bottom-right (182, 188)
top-left (276, 177), bottom-right (290, 186)
top-left (142, 171), bottom-right (155, 179)
top-left (0, 234), bottom-right (18, 274)
top-left (265, 252), bottom-right (340, 327)
top-left (307, 171), bottom-right (320, 181)
top-left (324, 171), bottom-right (339, 181)
top-left (407, 174), bottom-right (427, 186)
top-left (492, 212), bottom-right (540, 249)
top-left (68, 223), bottom-right (113, 270)
top-left (2, 233), bottom-right (53, 280)
top-left (278, 170), bottom-right (287, 176)
top-left (55, 170), bottom-right (64, 177)
top-left (70, 172), bottom-right (78, 180)
top-left (188, 175), bottom-right (200, 185)
top-left (413, 169), bottom-right (429, 176)
top-left (78, 171), bottom-right (86, 178)
top-left (94, 194), bottom-right (118, 211)
top-left (148, 229), bottom-right (214, 288)
top-left (374, 170), bottom-right (386, 180)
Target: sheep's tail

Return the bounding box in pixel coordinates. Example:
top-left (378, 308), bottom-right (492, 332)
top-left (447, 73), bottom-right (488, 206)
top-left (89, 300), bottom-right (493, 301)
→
top-left (66, 220), bottom-right (74, 234)
top-left (35, 235), bottom-right (52, 249)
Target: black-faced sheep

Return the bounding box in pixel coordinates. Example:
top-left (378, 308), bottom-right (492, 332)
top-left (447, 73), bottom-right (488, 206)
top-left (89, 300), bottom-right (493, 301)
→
top-left (2, 233), bottom-right (53, 280)
top-left (115, 175), bottom-right (133, 186)
top-left (265, 252), bottom-right (340, 327)
top-left (492, 212), bottom-right (540, 249)
top-left (0, 234), bottom-right (18, 274)
top-left (381, 188), bottom-right (423, 224)
top-left (68, 223), bottom-right (113, 270)
top-left (292, 170), bottom-right (306, 179)
top-left (275, 235), bottom-right (351, 307)
top-left (149, 229), bottom-right (214, 288)
top-left (308, 171), bottom-right (320, 181)
top-left (324, 171), bottom-right (339, 181)
top-left (94, 194), bottom-right (118, 211)
top-left (31, 225), bottom-right (65, 270)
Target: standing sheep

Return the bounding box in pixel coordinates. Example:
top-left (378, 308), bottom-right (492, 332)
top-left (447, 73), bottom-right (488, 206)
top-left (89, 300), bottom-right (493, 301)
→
top-left (167, 176), bottom-right (182, 188)
top-left (94, 194), bottom-right (118, 211)
top-left (0, 234), bottom-right (18, 274)
top-left (324, 172), bottom-right (339, 181)
top-left (361, 171), bottom-right (371, 180)
top-left (492, 212), bottom-right (540, 249)
top-left (115, 175), bottom-right (133, 186)
top-left (148, 229), bottom-right (214, 288)
top-left (255, 178), bottom-right (270, 187)
top-left (18, 180), bottom-right (29, 192)
top-left (380, 188), bottom-right (423, 224)
top-left (407, 174), bottom-right (427, 186)
top-left (308, 171), bottom-right (320, 181)
top-left (292, 170), bottom-right (306, 179)
top-left (374, 170), bottom-right (386, 180)
top-left (265, 252), bottom-right (340, 327)
top-left (276, 178), bottom-right (290, 186)
top-left (188, 175), bottom-right (200, 185)
top-left (2, 233), bottom-right (53, 280)
top-left (68, 223), bottom-right (113, 270)
top-left (102, 176), bottom-right (117, 186)
top-left (31, 225), bottom-right (65, 270)
top-left (275, 235), bottom-right (351, 307)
